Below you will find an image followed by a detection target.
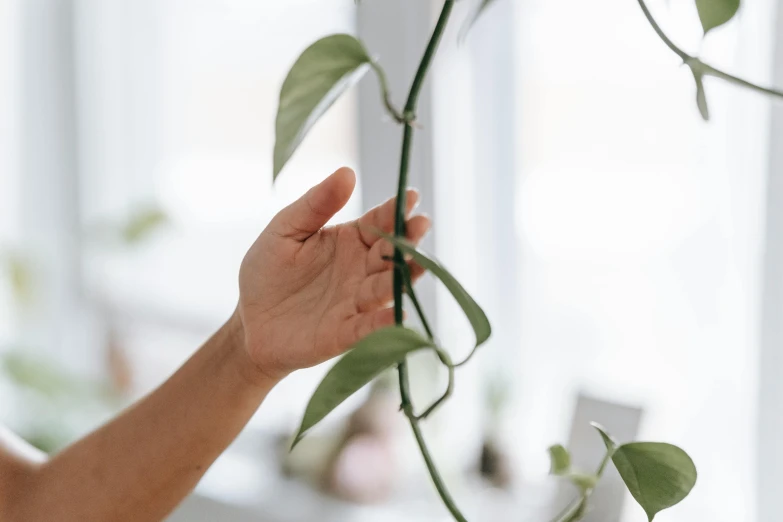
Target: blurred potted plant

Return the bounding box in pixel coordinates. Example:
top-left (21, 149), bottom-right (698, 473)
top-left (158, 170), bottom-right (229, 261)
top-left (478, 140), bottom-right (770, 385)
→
top-left (478, 373), bottom-right (513, 489)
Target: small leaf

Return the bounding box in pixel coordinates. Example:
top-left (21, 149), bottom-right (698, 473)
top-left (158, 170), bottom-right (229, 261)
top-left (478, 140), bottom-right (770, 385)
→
top-left (612, 442), bottom-right (697, 521)
top-left (292, 327), bottom-right (436, 448)
top-left (459, 0), bottom-right (499, 42)
top-left (548, 444), bottom-right (571, 475)
top-left (371, 230), bottom-right (491, 350)
top-left (591, 422), bottom-right (618, 451)
top-left (274, 34), bottom-right (373, 179)
top-left (691, 67), bottom-right (710, 121)
top-left (695, 0), bottom-right (741, 35)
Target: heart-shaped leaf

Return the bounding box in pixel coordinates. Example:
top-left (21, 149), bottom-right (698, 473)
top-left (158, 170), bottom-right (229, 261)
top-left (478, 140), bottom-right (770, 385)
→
top-left (612, 442), bottom-right (697, 521)
top-left (695, 0), bottom-right (740, 35)
top-left (591, 421), bottom-right (618, 451)
top-left (548, 444), bottom-right (571, 475)
top-left (292, 326), bottom-right (436, 449)
top-left (372, 230), bottom-right (491, 353)
top-left (274, 34), bottom-right (373, 179)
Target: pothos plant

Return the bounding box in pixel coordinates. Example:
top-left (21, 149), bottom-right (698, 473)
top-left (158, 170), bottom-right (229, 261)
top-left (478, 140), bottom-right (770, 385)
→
top-left (272, 0), bottom-right (782, 520)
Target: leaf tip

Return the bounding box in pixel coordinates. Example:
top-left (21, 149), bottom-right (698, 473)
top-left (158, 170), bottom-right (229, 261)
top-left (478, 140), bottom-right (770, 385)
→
top-left (696, 0), bottom-right (741, 38)
top-left (590, 421), bottom-right (617, 450)
top-left (272, 152), bottom-right (285, 182)
top-left (290, 432), bottom-right (305, 452)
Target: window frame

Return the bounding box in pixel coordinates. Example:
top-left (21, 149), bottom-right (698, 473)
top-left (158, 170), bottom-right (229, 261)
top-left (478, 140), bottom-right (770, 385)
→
top-left (757, 0), bottom-right (783, 518)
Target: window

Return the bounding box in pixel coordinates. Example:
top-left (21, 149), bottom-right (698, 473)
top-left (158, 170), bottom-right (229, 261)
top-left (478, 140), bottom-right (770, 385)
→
top-left (433, 0), bottom-right (776, 520)
top-left (75, 0), bottom-right (363, 422)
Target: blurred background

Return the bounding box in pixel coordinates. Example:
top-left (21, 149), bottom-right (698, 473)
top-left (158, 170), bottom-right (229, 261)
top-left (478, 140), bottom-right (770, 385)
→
top-left (1, 0), bottom-right (782, 520)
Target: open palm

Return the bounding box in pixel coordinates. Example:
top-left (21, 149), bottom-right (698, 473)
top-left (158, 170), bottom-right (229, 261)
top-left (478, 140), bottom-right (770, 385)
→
top-left (237, 167), bottom-right (429, 379)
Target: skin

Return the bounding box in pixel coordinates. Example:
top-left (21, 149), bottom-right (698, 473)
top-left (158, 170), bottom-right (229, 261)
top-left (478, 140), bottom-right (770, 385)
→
top-left (0, 167), bottom-right (430, 522)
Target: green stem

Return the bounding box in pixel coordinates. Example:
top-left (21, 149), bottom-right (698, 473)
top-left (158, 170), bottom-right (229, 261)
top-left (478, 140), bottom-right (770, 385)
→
top-left (551, 496), bottom-right (587, 522)
top-left (415, 354), bottom-right (455, 421)
top-left (552, 447), bottom-right (614, 522)
top-left (408, 410), bottom-right (467, 520)
top-left (393, 1), bottom-right (465, 521)
top-left (701, 63), bottom-right (783, 99)
top-left (403, 0), bottom-right (455, 117)
top-left (393, 124), bottom-right (414, 323)
top-left (403, 270), bottom-right (435, 340)
top-left (595, 448), bottom-right (613, 478)
top-left (636, 0), bottom-right (783, 100)
top-left (371, 62), bottom-right (406, 123)
top-left (401, 264), bottom-right (453, 420)
top-left (452, 348), bottom-right (478, 368)
top-left (635, 0), bottom-right (689, 61)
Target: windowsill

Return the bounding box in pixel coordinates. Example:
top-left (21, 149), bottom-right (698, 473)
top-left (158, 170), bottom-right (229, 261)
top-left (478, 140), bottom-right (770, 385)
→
top-left (166, 430), bottom-right (557, 522)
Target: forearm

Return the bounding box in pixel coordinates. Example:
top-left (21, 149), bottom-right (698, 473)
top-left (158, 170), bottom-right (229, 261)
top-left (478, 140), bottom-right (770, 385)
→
top-left (7, 312), bottom-right (278, 522)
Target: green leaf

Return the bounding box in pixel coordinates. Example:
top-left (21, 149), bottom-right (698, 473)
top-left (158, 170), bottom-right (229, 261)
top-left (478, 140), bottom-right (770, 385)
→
top-left (459, 0), bottom-right (498, 41)
top-left (371, 230), bottom-right (492, 352)
top-left (695, 0), bottom-right (741, 35)
top-left (274, 34), bottom-right (373, 179)
top-left (591, 422), bottom-right (618, 451)
top-left (292, 327), bottom-right (436, 449)
top-left (612, 442), bottom-right (697, 521)
top-left (548, 444), bottom-right (571, 475)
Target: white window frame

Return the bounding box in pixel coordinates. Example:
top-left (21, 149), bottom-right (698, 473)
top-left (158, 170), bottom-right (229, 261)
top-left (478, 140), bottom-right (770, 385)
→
top-left (757, 0), bottom-right (783, 518)
top-left (16, 0), bottom-right (86, 367)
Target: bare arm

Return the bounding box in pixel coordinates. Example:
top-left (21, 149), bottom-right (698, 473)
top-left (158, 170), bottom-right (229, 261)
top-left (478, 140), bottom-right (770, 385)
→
top-left (4, 314), bottom-right (272, 522)
top-left (0, 167), bottom-right (430, 522)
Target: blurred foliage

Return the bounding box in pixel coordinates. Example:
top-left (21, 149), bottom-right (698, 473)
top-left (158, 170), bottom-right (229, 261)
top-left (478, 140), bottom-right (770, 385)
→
top-left (85, 203), bottom-right (169, 248)
top-left (120, 207), bottom-right (169, 245)
top-left (21, 429), bottom-right (72, 454)
top-left (1, 349), bottom-right (120, 453)
top-left (0, 251), bottom-right (34, 307)
top-left (1, 351), bottom-right (114, 401)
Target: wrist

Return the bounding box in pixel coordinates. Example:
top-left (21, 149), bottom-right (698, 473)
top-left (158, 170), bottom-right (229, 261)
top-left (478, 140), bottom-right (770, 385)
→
top-left (225, 309), bottom-right (282, 390)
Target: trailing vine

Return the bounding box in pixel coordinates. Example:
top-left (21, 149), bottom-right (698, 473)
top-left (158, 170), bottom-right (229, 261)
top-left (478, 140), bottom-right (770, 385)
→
top-left (272, 0), bottom-right (778, 519)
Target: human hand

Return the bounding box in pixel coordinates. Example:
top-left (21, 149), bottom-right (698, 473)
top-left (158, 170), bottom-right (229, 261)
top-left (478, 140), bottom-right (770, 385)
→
top-left (236, 167), bottom-right (430, 381)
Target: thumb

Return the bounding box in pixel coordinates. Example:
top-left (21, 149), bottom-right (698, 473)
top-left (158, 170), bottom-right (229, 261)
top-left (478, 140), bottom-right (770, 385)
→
top-left (268, 167), bottom-right (356, 241)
